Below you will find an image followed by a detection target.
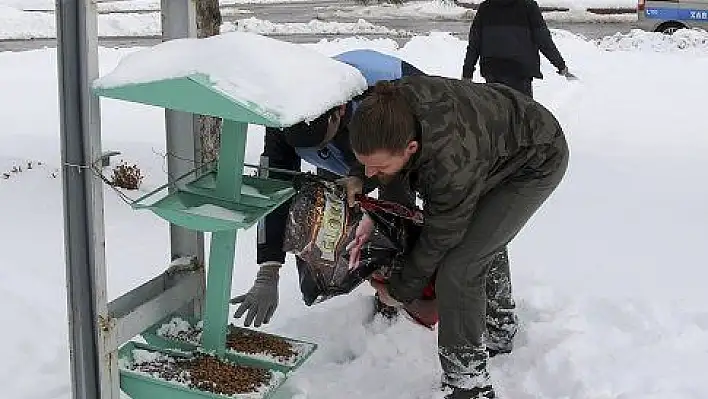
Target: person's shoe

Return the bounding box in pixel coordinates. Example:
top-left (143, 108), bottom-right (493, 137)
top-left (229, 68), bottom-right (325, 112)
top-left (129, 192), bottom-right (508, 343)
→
top-left (486, 346), bottom-right (512, 358)
top-left (485, 336), bottom-right (514, 358)
top-left (442, 385), bottom-right (495, 399)
top-left (485, 312), bottom-right (518, 355)
top-left (373, 293), bottom-right (399, 319)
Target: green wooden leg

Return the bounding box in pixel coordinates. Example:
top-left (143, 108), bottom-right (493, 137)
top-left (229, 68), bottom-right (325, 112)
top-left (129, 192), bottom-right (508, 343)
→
top-left (216, 120), bottom-right (247, 201)
top-left (202, 230), bottom-right (238, 355)
top-left (201, 120), bottom-right (248, 355)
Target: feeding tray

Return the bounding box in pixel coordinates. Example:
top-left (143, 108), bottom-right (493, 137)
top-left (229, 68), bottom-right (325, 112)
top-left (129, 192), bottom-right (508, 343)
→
top-left (131, 172), bottom-right (295, 233)
top-left (119, 341), bottom-right (286, 399)
top-left (141, 315), bottom-right (317, 373)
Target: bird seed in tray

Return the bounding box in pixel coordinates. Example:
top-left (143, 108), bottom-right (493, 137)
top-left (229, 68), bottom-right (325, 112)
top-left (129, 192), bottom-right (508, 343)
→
top-left (156, 317), bottom-right (307, 366)
top-left (128, 348), bottom-right (278, 397)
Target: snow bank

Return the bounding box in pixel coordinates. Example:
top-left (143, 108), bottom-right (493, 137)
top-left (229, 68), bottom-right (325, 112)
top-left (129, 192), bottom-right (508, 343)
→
top-left (321, 0), bottom-right (637, 22)
top-left (0, 5), bottom-right (55, 39)
top-left (0, 8), bottom-right (410, 40)
top-left (222, 17), bottom-right (413, 36)
top-left (0, 6), bottom-right (160, 39)
top-left (596, 28), bottom-right (708, 53)
top-left (456, 0), bottom-right (637, 9)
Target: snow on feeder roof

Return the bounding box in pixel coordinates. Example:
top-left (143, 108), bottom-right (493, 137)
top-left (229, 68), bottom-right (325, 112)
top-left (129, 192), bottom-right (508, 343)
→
top-left (93, 32), bottom-right (368, 127)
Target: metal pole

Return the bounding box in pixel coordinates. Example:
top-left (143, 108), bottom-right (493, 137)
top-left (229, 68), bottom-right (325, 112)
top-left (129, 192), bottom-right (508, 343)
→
top-left (56, 0), bottom-right (115, 398)
top-left (161, 0), bottom-right (204, 264)
top-left (161, 0), bottom-right (206, 320)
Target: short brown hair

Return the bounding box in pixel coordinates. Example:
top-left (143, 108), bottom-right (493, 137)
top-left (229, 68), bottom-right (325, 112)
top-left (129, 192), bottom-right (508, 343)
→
top-left (348, 81), bottom-right (416, 156)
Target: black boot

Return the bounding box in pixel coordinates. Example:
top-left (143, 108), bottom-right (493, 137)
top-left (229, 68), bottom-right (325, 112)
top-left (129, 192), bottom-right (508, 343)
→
top-left (486, 346), bottom-right (512, 358)
top-left (373, 293), bottom-right (398, 319)
top-left (443, 385), bottom-right (495, 399)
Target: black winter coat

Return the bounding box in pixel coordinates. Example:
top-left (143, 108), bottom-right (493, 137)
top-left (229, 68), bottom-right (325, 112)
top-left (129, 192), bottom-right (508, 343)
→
top-left (462, 0), bottom-right (566, 79)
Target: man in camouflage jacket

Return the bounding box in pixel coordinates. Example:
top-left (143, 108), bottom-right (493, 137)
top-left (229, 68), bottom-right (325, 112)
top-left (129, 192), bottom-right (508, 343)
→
top-left (347, 75), bottom-right (569, 399)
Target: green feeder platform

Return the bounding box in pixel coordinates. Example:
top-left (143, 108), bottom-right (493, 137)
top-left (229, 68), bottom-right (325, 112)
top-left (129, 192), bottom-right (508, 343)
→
top-left (118, 342), bottom-right (288, 399)
top-left (94, 73), bottom-right (316, 399)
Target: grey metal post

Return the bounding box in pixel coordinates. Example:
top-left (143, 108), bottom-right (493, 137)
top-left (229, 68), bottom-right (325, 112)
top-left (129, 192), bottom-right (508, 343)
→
top-left (161, 0), bottom-right (206, 316)
top-left (162, 0), bottom-right (203, 263)
top-left (56, 0), bottom-right (117, 398)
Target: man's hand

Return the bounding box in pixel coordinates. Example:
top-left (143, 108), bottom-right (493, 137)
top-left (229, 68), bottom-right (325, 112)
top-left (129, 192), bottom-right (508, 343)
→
top-left (346, 214), bottom-right (374, 270)
top-left (370, 279), bottom-right (403, 308)
top-left (230, 262), bottom-right (280, 327)
top-left (337, 176), bottom-right (364, 207)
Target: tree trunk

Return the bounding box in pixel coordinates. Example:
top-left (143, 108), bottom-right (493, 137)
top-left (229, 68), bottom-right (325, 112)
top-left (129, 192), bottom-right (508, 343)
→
top-left (195, 0), bottom-right (223, 164)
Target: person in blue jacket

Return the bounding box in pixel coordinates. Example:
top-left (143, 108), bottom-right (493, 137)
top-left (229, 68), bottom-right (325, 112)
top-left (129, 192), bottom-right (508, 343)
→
top-left (230, 50), bottom-right (427, 327)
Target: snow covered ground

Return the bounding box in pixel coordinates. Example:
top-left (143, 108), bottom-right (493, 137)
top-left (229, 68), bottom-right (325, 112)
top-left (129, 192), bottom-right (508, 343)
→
top-left (319, 2), bottom-right (637, 23)
top-left (0, 0), bottom-right (639, 11)
top-left (2, 26), bottom-right (708, 399)
top-left (0, 0), bottom-right (308, 12)
top-left (0, 7), bottom-right (413, 40)
top-left (455, 0), bottom-right (638, 8)
top-left (223, 17), bottom-right (413, 37)
top-left (0, 0), bottom-right (639, 40)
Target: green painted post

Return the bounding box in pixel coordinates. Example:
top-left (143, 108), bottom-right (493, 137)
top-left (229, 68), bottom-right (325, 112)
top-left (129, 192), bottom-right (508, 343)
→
top-left (202, 230), bottom-right (237, 356)
top-left (215, 120), bottom-right (247, 201)
top-left (201, 120), bottom-right (248, 356)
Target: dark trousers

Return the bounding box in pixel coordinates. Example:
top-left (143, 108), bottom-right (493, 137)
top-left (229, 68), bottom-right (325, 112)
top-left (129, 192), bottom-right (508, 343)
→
top-left (485, 75), bottom-right (533, 98)
top-left (437, 136), bottom-right (569, 395)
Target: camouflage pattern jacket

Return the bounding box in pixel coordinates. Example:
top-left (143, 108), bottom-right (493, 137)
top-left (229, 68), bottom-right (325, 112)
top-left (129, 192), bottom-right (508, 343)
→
top-left (387, 75), bottom-right (568, 303)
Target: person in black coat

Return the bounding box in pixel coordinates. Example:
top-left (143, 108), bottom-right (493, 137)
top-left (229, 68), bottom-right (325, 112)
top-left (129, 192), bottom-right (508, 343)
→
top-left (462, 0), bottom-right (575, 97)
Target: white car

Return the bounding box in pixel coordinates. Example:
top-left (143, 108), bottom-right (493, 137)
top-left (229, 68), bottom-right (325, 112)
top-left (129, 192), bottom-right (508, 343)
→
top-left (638, 0), bottom-right (708, 33)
